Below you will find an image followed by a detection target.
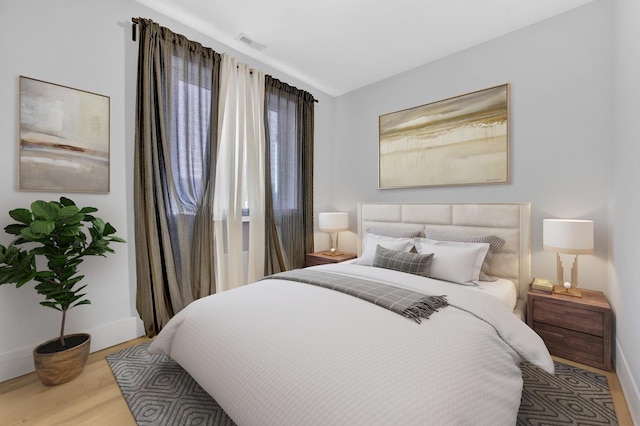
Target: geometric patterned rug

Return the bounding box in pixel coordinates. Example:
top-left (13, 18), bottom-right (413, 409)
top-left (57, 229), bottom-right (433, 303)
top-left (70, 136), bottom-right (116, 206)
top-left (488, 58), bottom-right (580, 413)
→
top-left (107, 342), bottom-right (618, 426)
top-left (518, 361), bottom-right (618, 425)
top-left (106, 342), bottom-right (234, 426)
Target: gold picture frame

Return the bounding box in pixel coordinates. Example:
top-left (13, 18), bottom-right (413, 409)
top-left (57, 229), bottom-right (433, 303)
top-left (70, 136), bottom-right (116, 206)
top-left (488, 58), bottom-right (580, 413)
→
top-left (19, 76), bottom-right (110, 193)
top-left (379, 84), bottom-right (510, 189)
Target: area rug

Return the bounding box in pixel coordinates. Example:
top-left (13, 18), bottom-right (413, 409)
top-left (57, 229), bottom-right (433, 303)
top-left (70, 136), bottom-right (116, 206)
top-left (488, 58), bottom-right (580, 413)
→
top-left (107, 342), bottom-right (618, 426)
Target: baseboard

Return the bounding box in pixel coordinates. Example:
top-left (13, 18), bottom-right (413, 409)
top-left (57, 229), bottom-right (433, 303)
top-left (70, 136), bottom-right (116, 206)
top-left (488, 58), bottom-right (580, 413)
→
top-left (0, 316), bottom-right (143, 383)
top-left (616, 339), bottom-right (640, 424)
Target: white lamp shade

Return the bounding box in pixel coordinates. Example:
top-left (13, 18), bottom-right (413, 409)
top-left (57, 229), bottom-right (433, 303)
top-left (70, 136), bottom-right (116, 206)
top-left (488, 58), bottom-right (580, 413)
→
top-left (318, 212), bottom-right (349, 232)
top-left (543, 219), bottom-right (594, 254)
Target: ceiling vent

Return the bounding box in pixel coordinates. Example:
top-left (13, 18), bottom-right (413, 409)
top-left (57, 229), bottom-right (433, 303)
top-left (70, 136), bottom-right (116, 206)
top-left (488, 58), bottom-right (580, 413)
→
top-left (235, 33), bottom-right (267, 51)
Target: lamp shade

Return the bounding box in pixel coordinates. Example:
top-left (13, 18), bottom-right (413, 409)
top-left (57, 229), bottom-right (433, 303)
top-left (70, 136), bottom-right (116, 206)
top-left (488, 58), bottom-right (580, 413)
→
top-left (318, 212), bottom-right (349, 232)
top-left (543, 219), bottom-right (594, 255)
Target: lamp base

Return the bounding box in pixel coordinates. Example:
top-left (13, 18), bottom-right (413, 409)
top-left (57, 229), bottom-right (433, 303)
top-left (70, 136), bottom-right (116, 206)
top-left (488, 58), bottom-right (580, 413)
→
top-left (553, 285), bottom-right (582, 297)
top-left (323, 249), bottom-right (343, 256)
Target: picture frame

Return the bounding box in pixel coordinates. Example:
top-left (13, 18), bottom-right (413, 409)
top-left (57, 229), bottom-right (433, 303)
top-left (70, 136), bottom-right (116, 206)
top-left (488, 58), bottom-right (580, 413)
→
top-left (19, 76), bottom-right (110, 193)
top-left (379, 84), bottom-right (510, 189)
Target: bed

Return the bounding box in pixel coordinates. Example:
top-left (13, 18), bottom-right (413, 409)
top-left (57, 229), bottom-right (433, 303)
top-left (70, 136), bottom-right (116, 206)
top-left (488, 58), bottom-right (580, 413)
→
top-left (149, 202), bottom-right (553, 425)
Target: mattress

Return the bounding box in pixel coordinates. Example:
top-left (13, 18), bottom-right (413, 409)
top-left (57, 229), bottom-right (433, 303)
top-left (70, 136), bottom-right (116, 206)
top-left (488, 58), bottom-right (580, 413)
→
top-left (469, 277), bottom-right (518, 311)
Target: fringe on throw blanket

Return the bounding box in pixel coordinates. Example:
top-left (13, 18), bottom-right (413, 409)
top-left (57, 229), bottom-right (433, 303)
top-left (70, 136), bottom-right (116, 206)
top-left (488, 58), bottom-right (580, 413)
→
top-left (402, 295), bottom-right (449, 323)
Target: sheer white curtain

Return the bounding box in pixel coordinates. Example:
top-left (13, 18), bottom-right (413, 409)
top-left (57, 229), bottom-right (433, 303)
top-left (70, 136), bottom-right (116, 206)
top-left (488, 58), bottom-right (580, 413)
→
top-left (213, 54), bottom-right (266, 291)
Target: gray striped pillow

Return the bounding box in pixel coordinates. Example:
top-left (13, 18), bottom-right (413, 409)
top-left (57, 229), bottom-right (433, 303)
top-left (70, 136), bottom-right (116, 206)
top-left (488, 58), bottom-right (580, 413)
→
top-left (423, 231), bottom-right (505, 281)
top-left (372, 244), bottom-right (434, 277)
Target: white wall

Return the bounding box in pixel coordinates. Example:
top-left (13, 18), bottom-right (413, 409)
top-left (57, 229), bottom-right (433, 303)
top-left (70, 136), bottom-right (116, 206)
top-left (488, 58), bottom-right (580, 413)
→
top-left (611, 0), bottom-right (640, 422)
top-left (0, 0), bottom-right (334, 382)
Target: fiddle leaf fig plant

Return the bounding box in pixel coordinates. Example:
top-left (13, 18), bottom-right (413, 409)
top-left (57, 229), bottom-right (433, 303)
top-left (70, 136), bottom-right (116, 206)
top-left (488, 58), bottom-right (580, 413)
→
top-left (0, 197), bottom-right (124, 346)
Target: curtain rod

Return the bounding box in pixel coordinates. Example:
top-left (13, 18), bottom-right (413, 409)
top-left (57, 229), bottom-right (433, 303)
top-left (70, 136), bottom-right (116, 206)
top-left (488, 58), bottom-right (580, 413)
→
top-left (131, 18), bottom-right (318, 103)
top-left (131, 18), bottom-right (139, 41)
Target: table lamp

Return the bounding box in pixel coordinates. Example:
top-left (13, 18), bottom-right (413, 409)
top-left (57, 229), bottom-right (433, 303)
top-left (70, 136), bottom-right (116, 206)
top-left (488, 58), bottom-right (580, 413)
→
top-left (318, 212), bottom-right (349, 256)
top-left (543, 219), bottom-right (594, 297)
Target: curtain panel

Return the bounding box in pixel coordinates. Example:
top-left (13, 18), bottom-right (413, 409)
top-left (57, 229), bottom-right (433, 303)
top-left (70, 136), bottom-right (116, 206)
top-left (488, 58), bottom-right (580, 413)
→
top-left (134, 18), bottom-right (221, 336)
top-left (214, 55), bottom-right (266, 290)
top-left (264, 76), bottom-right (315, 273)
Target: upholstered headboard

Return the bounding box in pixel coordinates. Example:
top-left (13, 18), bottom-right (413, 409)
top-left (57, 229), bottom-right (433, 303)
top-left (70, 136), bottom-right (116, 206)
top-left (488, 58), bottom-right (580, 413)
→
top-left (357, 202), bottom-right (531, 307)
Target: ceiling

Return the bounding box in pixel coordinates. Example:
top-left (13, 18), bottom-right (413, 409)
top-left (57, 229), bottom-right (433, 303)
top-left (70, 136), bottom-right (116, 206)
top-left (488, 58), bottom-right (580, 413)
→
top-left (135, 0), bottom-right (597, 97)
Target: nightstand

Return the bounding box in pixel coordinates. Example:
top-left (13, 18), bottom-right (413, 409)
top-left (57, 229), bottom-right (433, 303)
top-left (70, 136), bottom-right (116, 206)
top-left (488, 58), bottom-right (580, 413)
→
top-left (527, 288), bottom-right (611, 371)
top-left (306, 251), bottom-right (357, 267)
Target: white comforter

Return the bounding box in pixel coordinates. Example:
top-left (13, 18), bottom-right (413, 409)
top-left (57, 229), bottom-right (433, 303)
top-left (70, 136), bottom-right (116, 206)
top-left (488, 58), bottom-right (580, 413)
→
top-left (150, 263), bottom-right (553, 426)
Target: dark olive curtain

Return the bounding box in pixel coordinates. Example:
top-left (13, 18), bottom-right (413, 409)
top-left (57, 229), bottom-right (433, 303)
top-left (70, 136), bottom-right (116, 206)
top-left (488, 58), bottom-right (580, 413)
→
top-left (264, 76), bottom-right (315, 273)
top-left (133, 18), bottom-right (221, 336)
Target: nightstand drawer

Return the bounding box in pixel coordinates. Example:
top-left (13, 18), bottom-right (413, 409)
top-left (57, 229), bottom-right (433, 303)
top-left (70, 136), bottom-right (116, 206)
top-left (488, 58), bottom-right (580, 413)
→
top-left (531, 299), bottom-right (604, 337)
top-left (533, 322), bottom-right (604, 365)
top-left (306, 256), bottom-right (336, 266)
top-left (306, 252), bottom-right (357, 267)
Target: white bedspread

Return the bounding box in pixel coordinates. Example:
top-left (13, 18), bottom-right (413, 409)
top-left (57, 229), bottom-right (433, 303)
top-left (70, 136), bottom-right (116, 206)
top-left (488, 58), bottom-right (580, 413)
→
top-left (150, 263), bottom-right (553, 426)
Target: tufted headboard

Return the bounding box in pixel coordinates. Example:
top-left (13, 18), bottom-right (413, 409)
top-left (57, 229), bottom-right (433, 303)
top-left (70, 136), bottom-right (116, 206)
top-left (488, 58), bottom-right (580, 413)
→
top-left (357, 202), bottom-right (531, 316)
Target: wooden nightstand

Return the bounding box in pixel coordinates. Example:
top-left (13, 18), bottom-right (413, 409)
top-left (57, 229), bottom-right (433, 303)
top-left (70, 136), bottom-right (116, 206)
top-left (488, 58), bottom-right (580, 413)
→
top-left (527, 288), bottom-right (611, 371)
top-left (306, 251), bottom-right (357, 267)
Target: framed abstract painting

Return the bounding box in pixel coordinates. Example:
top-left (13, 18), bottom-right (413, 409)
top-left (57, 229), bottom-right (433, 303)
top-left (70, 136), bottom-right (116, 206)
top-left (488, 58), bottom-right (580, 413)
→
top-left (19, 76), bottom-right (110, 192)
top-left (379, 84), bottom-right (509, 189)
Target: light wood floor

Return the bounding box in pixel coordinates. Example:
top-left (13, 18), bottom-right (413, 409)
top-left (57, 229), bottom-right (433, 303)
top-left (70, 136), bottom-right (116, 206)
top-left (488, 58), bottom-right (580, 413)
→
top-left (0, 337), bottom-right (150, 426)
top-left (0, 337), bottom-right (634, 425)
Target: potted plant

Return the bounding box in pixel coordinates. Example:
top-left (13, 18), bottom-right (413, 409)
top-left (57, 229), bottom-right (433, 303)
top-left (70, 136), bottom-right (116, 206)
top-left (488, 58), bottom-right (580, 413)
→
top-left (0, 197), bottom-right (124, 386)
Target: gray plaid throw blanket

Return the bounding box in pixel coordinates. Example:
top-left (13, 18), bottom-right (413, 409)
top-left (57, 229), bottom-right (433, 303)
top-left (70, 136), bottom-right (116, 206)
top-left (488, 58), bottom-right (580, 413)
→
top-left (263, 269), bottom-right (448, 323)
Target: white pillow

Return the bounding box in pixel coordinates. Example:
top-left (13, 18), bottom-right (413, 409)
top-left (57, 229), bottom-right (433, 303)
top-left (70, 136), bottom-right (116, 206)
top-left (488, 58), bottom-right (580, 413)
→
top-left (357, 234), bottom-right (414, 266)
top-left (414, 238), bottom-right (490, 284)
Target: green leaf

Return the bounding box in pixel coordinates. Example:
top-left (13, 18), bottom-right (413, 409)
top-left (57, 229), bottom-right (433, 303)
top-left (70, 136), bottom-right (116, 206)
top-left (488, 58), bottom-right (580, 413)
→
top-left (31, 201), bottom-right (60, 221)
top-left (35, 270), bottom-right (56, 279)
top-left (59, 197), bottom-right (76, 207)
top-left (29, 220), bottom-right (56, 236)
top-left (46, 255), bottom-right (69, 269)
top-left (0, 268), bottom-right (33, 286)
top-left (63, 276), bottom-right (85, 289)
top-left (34, 284), bottom-right (66, 296)
top-left (71, 299), bottom-right (91, 309)
top-left (92, 218), bottom-right (106, 234)
top-left (4, 223), bottom-right (28, 237)
top-left (9, 208), bottom-right (33, 225)
top-left (58, 225), bottom-right (83, 237)
top-left (15, 270), bottom-right (37, 287)
top-left (79, 207), bottom-right (98, 214)
top-left (58, 207), bottom-right (83, 225)
top-left (66, 291), bottom-right (86, 304)
top-left (103, 222), bottom-right (117, 236)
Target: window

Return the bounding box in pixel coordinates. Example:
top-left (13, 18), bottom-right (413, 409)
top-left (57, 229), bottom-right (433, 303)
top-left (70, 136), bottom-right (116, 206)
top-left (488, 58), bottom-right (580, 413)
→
top-left (267, 96), bottom-right (299, 211)
top-left (169, 56), bottom-right (213, 216)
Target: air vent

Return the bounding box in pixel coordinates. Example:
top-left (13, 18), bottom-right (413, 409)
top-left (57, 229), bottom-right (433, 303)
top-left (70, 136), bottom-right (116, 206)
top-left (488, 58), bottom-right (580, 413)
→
top-left (235, 33), bottom-right (267, 51)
